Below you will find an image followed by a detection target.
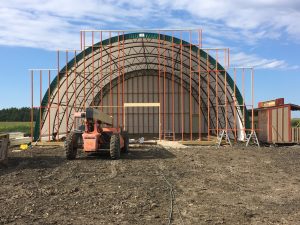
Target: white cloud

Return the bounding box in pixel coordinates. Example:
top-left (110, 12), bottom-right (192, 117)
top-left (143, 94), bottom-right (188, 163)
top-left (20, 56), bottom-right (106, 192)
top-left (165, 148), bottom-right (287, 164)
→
top-left (0, 0), bottom-right (299, 69)
top-left (230, 51), bottom-right (299, 69)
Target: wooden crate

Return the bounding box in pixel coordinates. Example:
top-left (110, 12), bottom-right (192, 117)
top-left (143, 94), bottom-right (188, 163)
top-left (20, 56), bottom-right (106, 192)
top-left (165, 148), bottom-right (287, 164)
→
top-left (0, 134), bottom-right (9, 165)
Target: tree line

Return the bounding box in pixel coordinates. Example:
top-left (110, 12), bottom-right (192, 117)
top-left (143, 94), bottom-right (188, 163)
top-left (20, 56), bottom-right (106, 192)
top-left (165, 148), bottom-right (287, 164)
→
top-left (0, 107), bottom-right (39, 122)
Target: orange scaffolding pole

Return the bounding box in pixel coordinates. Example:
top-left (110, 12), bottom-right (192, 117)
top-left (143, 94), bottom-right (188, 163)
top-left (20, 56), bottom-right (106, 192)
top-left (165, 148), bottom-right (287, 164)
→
top-left (48, 70), bottom-right (51, 141)
top-left (242, 68), bottom-right (245, 131)
top-left (109, 31), bottom-right (112, 120)
top-left (31, 70), bottom-right (33, 141)
top-left (83, 32), bottom-right (86, 109)
top-left (163, 33), bottom-right (166, 140)
top-left (225, 66), bottom-right (228, 133)
top-left (122, 32), bottom-right (125, 127)
top-left (251, 68), bottom-right (254, 131)
top-left (234, 68), bottom-right (237, 140)
top-left (180, 32), bottom-right (184, 140)
top-left (117, 32), bottom-right (120, 130)
top-left (100, 31), bottom-right (103, 111)
top-left (171, 33), bottom-right (175, 140)
top-left (39, 71), bottom-right (42, 140)
top-left (158, 31), bottom-right (161, 140)
top-left (92, 31), bottom-right (95, 106)
top-left (74, 50), bottom-right (77, 123)
top-left (57, 50), bottom-right (60, 139)
top-left (65, 50), bottom-right (69, 135)
top-left (198, 30), bottom-right (202, 140)
top-left (189, 31), bottom-right (193, 140)
top-left (207, 50), bottom-right (210, 140)
top-left (215, 50), bottom-right (219, 137)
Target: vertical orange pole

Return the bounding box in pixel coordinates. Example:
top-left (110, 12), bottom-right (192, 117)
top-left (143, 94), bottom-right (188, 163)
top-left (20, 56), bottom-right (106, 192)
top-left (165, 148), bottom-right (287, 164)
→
top-left (180, 32), bottom-right (184, 140)
top-left (80, 31), bottom-right (82, 51)
top-left (66, 50), bottom-right (69, 135)
top-left (234, 68), bottom-right (237, 140)
top-left (109, 31), bottom-right (112, 119)
top-left (200, 29), bottom-right (203, 48)
top-left (172, 33), bottom-right (175, 140)
top-left (207, 50), bottom-right (210, 140)
top-left (31, 70), bottom-right (33, 142)
top-left (198, 30), bottom-right (202, 141)
top-left (83, 32), bottom-right (86, 109)
top-left (74, 50), bottom-right (77, 117)
top-left (225, 66), bottom-right (228, 133)
top-left (216, 50), bottom-right (219, 136)
top-left (117, 32), bottom-right (120, 130)
top-left (100, 31), bottom-right (103, 111)
top-left (57, 50), bottom-right (60, 139)
top-left (39, 70), bottom-right (42, 140)
top-left (242, 68), bottom-right (245, 132)
top-left (158, 31), bottom-right (161, 139)
top-left (122, 32), bottom-right (125, 127)
top-left (251, 68), bottom-right (254, 132)
top-left (163, 33), bottom-right (166, 139)
top-left (48, 70), bottom-right (51, 141)
top-left (92, 31), bottom-right (95, 106)
top-left (228, 48), bottom-right (230, 68)
top-left (189, 31), bottom-right (193, 140)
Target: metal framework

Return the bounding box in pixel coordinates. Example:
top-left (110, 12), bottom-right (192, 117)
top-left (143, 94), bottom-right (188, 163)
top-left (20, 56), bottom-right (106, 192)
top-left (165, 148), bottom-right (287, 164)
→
top-left (30, 29), bottom-right (256, 142)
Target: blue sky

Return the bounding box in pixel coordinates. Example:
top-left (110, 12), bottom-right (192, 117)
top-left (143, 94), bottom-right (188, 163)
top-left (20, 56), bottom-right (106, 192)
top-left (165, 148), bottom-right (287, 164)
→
top-left (0, 0), bottom-right (299, 117)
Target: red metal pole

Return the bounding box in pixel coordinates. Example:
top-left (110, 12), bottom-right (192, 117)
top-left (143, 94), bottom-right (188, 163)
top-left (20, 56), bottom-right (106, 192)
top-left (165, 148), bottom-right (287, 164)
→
top-left (92, 31), bottom-right (95, 106)
top-left (31, 70), bottom-right (33, 142)
top-left (171, 33), bottom-right (175, 140)
top-left (228, 48), bottom-right (230, 68)
top-left (158, 31), bottom-right (161, 139)
top-left (109, 31), bottom-right (112, 119)
top-left (198, 30), bottom-right (201, 141)
top-left (83, 32), bottom-right (86, 109)
top-left (163, 33), bottom-right (166, 140)
top-left (66, 50), bottom-right (69, 135)
top-left (48, 70), bottom-right (51, 141)
top-left (117, 32), bottom-right (120, 130)
top-left (216, 50), bottom-right (219, 137)
top-left (39, 70), bottom-right (42, 140)
top-left (251, 68), bottom-right (254, 132)
top-left (225, 66), bottom-right (228, 133)
top-left (200, 29), bottom-right (203, 48)
top-left (80, 31), bottom-right (82, 51)
top-left (242, 68), bottom-right (245, 132)
top-left (122, 31), bottom-right (125, 127)
top-left (57, 50), bottom-right (60, 139)
top-left (207, 50), bottom-right (210, 140)
top-left (74, 50), bottom-right (77, 118)
top-left (234, 68), bottom-right (237, 140)
top-left (180, 32), bottom-right (184, 140)
top-left (100, 31), bottom-right (103, 111)
top-left (189, 31), bottom-right (193, 140)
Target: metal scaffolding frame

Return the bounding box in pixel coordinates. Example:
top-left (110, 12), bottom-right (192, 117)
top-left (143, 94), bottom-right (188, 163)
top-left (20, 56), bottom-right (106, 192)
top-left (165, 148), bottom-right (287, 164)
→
top-left (30, 29), bottom-right (256, 142)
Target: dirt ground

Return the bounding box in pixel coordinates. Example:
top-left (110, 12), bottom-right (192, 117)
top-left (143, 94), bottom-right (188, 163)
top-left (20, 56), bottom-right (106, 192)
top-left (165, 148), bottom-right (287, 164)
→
top-left (0, 143), bottom-right (300, 225)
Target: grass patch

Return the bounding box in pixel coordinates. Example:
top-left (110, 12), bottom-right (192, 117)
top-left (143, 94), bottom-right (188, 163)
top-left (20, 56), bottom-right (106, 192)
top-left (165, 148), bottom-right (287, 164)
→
top-left (292, 118), bottom-right (300, 127)
top-left (0, 122), bottom-right (34, 136)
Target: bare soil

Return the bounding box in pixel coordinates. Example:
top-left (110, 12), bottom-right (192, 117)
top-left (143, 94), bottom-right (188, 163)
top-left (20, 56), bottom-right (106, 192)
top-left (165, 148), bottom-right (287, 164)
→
top-left (0, 144), bottom-right (300, 225)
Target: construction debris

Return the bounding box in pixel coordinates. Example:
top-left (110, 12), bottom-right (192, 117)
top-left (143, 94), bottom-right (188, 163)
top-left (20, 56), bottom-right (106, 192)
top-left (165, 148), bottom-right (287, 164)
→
top-left (0, 133), bottom-right (9, 165)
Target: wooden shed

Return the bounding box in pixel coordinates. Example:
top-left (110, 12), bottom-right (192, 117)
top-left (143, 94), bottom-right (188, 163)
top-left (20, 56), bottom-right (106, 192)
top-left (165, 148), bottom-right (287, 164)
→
top-left (254, 98), bottom-right (300, 144)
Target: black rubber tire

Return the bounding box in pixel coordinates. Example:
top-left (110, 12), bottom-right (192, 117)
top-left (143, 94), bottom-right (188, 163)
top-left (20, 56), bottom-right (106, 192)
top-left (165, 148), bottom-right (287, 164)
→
top-left (65, 132), bottom-right (78, 160)
top-left (110, 134), bottom-right (120, 160)
top-left (121, 131), bottom-right (129, 153)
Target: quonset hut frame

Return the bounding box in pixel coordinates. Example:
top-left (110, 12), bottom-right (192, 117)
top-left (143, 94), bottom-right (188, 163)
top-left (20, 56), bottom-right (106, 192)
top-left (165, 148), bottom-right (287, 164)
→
top-left (30, 29), bottom-right (255, 142)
